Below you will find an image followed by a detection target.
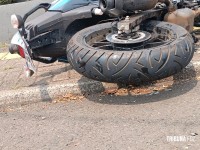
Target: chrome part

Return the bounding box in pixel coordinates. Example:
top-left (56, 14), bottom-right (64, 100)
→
top-left (92, 8), bottom-right (104, 15)
top-left (117, 16), bottom-right (132, 34)
top-left (106, 31), bottom-right (151, 44)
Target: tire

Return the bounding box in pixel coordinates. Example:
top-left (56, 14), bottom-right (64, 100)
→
top-left (66, 20), bottom-right (195, 84)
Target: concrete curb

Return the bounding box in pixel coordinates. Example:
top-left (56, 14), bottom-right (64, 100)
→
top-left (0, 80), bottom-right (118, 106)
top-left (0, 60), bottom-right (200, 106)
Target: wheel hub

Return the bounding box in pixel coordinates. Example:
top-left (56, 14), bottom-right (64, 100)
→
top-left (106, 31), bottom-right (151, 44)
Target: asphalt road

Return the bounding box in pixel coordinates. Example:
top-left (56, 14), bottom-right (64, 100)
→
top-left (0, 0), bottom-right (53, 44)
top-left (0, 79), bottom-right (200, 149)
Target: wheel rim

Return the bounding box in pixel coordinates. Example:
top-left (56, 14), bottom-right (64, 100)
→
top-left (84, 22), bottom-right (175, 51)
top-left (106, 31), bottom-right (152, 44)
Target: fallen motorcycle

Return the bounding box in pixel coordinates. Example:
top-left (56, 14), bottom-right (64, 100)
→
top-left (9, 0), bottom-right (200, 84)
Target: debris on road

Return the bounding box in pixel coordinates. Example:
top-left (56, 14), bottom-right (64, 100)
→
top-left (190, 133), bottom-right (198, 136)
top-left (104, 76), bottom-right (174, 96)
top-left (54, 93), bottom-right (85, 103)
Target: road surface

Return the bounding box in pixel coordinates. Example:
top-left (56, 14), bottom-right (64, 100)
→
top-left (0, 78), bottom-right (200, 149)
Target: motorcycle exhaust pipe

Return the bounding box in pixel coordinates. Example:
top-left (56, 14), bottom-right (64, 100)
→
top-left (99, 0), bottom-right (158, 16)
top-left (99, 0), bottom-right (115, 13)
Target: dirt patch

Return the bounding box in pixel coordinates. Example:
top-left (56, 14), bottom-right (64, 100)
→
top-left (104, 66), bottom-right (199, 96)
top-left (104, 77), bottom-right (174, 96)
top-left (54, 93), bottom-right (85, 103)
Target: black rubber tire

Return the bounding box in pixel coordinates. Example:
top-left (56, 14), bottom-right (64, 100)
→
top-left (66, 20), bottom-right (195, 84)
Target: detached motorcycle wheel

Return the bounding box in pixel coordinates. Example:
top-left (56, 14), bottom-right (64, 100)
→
top-left (67, 20), bottom-right (194, 84)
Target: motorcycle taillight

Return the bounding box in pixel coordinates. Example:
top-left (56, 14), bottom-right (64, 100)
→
top-left (18, 46), bottom-right (25, 58)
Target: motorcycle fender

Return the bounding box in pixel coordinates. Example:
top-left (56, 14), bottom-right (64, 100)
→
top-left (11, 32), bottom-right (25, 48)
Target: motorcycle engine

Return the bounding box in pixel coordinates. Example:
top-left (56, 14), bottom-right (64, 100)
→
top-left (99, 0), bottom-right (158, 16)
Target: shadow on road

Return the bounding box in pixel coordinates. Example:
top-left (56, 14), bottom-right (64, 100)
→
top-left (80, 65), bottom-right (198, 105)
top-left (33, 64), bottom-right (73, 102)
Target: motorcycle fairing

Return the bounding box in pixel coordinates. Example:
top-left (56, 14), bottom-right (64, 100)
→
top-left (49, 0), bottom-right (98, 12)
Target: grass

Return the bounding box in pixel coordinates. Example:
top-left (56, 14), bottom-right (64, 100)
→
top-left (0, 43), bottom-right (9, 53)
top-left (0, 42), bottom-right (7, 48)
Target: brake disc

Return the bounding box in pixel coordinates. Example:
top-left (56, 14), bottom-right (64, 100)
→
top-left (106, 31), bottom-right (151, 44)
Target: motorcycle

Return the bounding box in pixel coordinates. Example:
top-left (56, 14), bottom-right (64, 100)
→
top-left (9, 0), bottom-right (200, 84)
